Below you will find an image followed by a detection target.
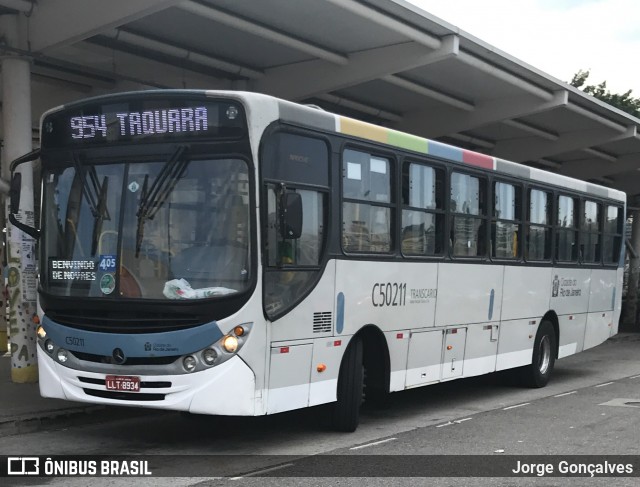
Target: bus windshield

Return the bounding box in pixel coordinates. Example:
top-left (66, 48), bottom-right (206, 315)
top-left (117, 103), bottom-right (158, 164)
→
top-left (41, 155), bottom-right (251, 300)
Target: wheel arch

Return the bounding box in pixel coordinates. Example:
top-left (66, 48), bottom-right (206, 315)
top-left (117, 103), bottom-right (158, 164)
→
top-left (347, 324), bottom-right (391, 395)
top-left (542, 310), bottom-right (560, 356)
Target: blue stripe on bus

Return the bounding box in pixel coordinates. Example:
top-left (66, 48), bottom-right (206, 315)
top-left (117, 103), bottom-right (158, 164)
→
top-left (428, 140), bottom-right (463, 162)
top-left (336, 292), bottom-right (345, 334)
top-left (488, 289), bottom-right (495, 321)
top-left (41, 315), bottom-right (224, 357)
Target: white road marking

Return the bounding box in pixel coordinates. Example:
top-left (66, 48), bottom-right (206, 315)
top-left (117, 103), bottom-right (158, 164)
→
top-left (229, 462), bottom-right (295, 480)
top-left (436, 417), bottom-right (473, 428)
top-left (629, 375), bottom-right (640, 379)
top-left (599, 398), bottom-right (640, 408)
top-left (595, 382), bottom-right (615, 388)
top-left (350, 437), bottom-right (397, 450)
top-left (554, 391), bottom-right (577, 397)
top-left (454, 417), bottom-right (473, 424)
top-left (503, 402), bottom-right (530, 410)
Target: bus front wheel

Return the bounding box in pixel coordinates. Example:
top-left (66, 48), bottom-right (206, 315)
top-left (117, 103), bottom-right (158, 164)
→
top-left (332, 336), bottom-right (364, 432)
top-left (520, 320), bottom-right (556, 388)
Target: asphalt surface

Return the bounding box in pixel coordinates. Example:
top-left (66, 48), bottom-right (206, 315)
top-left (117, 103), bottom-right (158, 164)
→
top-left (2, 333), bottom-right (640, 486)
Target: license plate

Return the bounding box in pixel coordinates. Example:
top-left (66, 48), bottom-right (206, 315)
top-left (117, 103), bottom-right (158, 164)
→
top-left (105, 375), bottom-right (140, 392)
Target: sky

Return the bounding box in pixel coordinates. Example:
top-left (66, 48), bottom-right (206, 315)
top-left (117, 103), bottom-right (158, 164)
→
top-left (407, 0), bottom-right (640, 94)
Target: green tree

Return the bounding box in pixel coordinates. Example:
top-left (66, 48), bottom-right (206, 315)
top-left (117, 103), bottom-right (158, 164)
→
top-left (570, 69), bottom-right (640, 118)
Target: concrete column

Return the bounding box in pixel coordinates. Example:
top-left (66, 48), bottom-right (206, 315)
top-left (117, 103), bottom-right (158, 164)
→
top-left (1, 14), bottom-right (38, 382)
top-left (622, 210), bottom-right (640, 327)
top-left (0, 210), bottom-right (6, 353)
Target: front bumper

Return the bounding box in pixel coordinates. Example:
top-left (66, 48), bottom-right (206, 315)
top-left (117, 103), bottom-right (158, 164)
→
top-left (38, 346), bottom-right (257, 416)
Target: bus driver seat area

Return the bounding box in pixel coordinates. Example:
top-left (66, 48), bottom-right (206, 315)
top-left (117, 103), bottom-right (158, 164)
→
top-left (168, 194), bottom-right (249, 297)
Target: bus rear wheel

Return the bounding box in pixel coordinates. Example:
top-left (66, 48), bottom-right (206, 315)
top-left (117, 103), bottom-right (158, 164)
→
top-left (520, 320), bottom-right (556, 388)
top-left (331, 336), bottom-right (364, 432)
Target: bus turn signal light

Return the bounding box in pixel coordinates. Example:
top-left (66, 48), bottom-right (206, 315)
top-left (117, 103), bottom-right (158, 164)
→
top-left (317, 364), bottom-right (327, 373)
top-left (234, 326), bottom-right (245, 337)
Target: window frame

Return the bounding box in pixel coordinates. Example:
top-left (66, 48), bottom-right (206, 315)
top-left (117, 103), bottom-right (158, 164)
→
top-left (555, 193), bottom-right (580, 264)
top-left (580, 198), bottom-right (602, 265)
top-left (340, 145), bottom-right (396, 256)
top-left (490, 178), bottom-right (523, 261)
top-left (448, 168), bottom-right (489, 259)
top-left (259, 127), bottom-right (332, 322)
top-left (400, 159), bottom-right (446, 258)
top-left (603, 204), bottom-right (624, 266)
top-left (524, 186), bottom-right (553, 263)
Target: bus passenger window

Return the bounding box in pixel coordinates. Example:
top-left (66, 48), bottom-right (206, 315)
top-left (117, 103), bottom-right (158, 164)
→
top-left (581, 200), bottom-right (601, 263)
top-left (556, 195), bottom-right (579, 262)
top-left (450, 172), bottom-right (486, 257)
top-left (401, 162), bottom-right (444, 256)
top-left (603, 205), bottom-right (623, 264)
top-left (342, 149), bottom-right (392, 253)
top-left (526, 189), bottom-right (551, 261)
top-left (492, 181), bottom-right (521, 259)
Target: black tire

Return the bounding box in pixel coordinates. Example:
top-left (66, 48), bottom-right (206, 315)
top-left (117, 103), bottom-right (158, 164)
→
top-left (519, 320), bottom-right (557, 388)
top-left (332, 336), bottom-right (364, 432)
top-left (363, 362), bottom-right (390, 410)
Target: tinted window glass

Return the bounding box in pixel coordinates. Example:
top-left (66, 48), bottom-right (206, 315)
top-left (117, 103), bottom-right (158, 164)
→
top-left (263, 132), bottom-right (329, 186)
top-left (558, 196), bottom-right (577, 228)
top-left (343, 149), bottom-right (390, 203)
top-left (451, 172), bottom-right (483, 215)
top-left (529, 189), bottom-right (550, 225)
top-left (494, 182), bottom-right (519, 220)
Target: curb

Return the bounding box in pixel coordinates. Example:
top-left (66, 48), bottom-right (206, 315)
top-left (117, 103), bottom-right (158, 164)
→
top-left (0, 405), bottom-right (166, 438)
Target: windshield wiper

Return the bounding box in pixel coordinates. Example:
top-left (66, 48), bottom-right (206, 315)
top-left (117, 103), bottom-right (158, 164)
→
top-left (72, 154), bottom-right (111, 256)
top-left (91, 176), bottom-right (109, 256)
top-left (135, 145), bottom-right (188, 257)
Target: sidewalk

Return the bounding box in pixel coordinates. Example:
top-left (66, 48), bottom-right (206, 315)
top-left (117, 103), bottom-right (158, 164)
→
top-left (0, 352), bottom-right (114, 437)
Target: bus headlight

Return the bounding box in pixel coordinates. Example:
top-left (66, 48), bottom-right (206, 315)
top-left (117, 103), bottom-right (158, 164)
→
top-left (36, 326), bottom-right (47, 339)
top-left (45, 340), bottom-right (55, 354)
top-left (183, 355), bottom-right (197, 372)
top-left (57, 349), bottom-right (69, 363)
top-left (222, 335), bottom-right (238, 353)
top-left (182, 323), bottom-right (253, 372)
top-left (202, 348), bottom-right (218, 365)
top-left (226, 105), bottom-right (238, 120)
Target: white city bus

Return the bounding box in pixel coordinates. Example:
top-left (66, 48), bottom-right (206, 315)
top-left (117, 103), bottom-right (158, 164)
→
top-left (10, 91), bottom-right (625, 431)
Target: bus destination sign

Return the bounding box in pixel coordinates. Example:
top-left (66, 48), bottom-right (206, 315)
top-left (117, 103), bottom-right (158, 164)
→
top-left (70, 107), bottom-right (209, 140)
top-left (41, 97), bottom-right (246, 149)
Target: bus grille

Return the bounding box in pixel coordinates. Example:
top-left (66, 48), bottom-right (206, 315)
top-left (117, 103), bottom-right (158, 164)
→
top-left (70, 350), bottom-right (180, 366)
top-left (313, 312), bottom-right (332, 333)
top-left (83, 389), bottom-right (166, 401)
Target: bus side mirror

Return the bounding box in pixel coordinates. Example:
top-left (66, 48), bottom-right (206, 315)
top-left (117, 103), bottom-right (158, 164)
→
top-left (8, 148), bottom-right (41, 240)
top-left (281, 191), bottom-right (302, 240)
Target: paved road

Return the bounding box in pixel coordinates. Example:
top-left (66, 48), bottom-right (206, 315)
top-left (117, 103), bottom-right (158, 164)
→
top-left (2, 334), bottom-right (640, 486)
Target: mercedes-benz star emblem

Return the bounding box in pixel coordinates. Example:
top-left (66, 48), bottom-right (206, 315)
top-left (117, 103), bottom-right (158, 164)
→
top-left (112, 348), bottom-right (126, 364)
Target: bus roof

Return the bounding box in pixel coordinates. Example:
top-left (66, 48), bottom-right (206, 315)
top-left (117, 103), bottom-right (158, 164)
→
top-left (42, 89), bottom-right (625, 203)
top-left (266, 93), bottom-right (626, 203)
